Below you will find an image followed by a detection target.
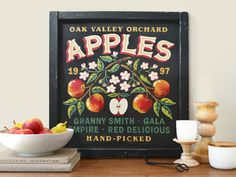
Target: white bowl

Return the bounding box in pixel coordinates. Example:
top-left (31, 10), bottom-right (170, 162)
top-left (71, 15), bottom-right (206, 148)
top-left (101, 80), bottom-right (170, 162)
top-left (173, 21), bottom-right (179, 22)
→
top-left (209, 142), bottom-right (236, 170)
top-left (0, 128), bottom-right (74, 156)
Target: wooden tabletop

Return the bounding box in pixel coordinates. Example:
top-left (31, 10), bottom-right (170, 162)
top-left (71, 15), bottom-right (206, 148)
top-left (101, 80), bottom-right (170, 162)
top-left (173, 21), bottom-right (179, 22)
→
top-left (0, 158), bottom-right (236, 177)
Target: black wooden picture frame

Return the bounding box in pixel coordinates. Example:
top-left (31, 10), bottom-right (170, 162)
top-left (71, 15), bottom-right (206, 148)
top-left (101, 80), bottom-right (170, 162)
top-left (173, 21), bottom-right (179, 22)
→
top-left (49, 11), bottom-right (189, 157)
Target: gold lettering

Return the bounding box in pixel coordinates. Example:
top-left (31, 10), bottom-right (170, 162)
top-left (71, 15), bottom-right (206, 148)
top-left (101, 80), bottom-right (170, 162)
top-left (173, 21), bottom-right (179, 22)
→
top-left (69, 26), bottom-right (87, 32)
top-left (146, 136), bottom-right (152, 142)
top-left (126, 26), bottom-right (132, 32)
top-left (106, 136), bottom-right (112, 141)
top-left (139, 136), bottom-right (144, 142)
top-left (86, 136), bottom-right (113, 142)
top-left (94, 136), bottom-right (99, 141)
top-left (100, 136), bottom-right (105, 141)
top-left (86, 136), bottom-right (92, 141)
top-left (156, 27), bottom-right (162, 32)
top-left (118, 27), bottom-right (123, 32)
top-left (163, 27), bottom-right (168, 32)
top-left (69, 27), bottom-right (75, 32)
top-left (117, 136), bottom-right (122, 141)
top-left (125, 26), bottom-right (168, 33)
top-left (82, 27), bottom-right (87, 32)
top-left (91, 27), bottom-right (96, 32)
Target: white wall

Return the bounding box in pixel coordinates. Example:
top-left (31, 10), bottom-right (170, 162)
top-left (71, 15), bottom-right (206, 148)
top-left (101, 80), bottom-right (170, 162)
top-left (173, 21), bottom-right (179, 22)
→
top-left (0, 0), bottom-right (236, 141)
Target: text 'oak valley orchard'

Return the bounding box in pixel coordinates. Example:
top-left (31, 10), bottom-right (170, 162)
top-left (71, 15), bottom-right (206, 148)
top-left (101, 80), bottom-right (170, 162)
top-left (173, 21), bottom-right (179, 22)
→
top-left (66, 34), bottom-right (175, 63)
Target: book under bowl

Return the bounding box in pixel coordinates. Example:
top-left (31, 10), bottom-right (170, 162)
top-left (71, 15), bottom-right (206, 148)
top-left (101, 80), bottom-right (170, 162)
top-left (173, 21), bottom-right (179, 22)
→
top-left (0, 147), bottom-right (80, 172)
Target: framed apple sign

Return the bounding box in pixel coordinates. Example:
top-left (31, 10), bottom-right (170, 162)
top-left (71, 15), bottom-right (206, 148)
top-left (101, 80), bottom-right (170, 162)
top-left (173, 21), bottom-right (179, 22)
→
top-left (49, 12), bottom-right (189, 157)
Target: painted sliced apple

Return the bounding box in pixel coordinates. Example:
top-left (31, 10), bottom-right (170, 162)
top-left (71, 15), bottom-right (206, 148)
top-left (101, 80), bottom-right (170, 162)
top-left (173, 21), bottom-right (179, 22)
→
top-left (109, 98), bottom-right (128, 115)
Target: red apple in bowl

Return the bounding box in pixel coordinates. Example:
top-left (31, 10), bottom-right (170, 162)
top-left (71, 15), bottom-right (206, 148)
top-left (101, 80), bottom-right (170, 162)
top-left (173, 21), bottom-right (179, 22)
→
top-left (4, 127), bottom-right (20, 134)
top-left (22, 118), bottom-right (44, 134)
top-left (39, 128), bottom-right (52, 134)
top-left (14, 129), bottom-right (34, 134)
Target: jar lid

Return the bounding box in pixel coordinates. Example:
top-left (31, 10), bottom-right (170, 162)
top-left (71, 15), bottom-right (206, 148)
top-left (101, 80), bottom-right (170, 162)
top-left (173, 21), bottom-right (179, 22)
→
top-left (209, 141), bottom-right (236, 147)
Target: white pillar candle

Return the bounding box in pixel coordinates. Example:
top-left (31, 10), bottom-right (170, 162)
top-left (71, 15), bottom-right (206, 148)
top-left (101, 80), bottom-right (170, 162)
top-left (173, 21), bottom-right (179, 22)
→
top-left (176, 120), bottom-right (198, 141)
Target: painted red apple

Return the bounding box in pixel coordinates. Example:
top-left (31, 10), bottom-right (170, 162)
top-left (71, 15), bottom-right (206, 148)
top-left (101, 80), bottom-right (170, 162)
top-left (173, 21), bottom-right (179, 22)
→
top-left (39, 128), bottom-right (52, 134)
top-left (22, 118), bottom-right (44, 134)
top-left (86, 94), bottom-right (105, 112)
top-left (67, 79), bottom-right (85, 98)
top-left (14, 129), bottom-right (34, 134)
top-left (109, 98), bottom-right (128, 115)
top-left (133, 94), bottom-right (153, 113)
top-left (153, 80), bottom-right (170, 98)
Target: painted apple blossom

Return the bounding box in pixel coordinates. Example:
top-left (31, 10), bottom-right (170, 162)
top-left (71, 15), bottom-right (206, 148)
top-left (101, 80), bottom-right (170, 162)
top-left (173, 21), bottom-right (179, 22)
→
top-left (127, 60), bottom-right (133, 65)
top-left (140, 62), bottom-right (149, 70)
top-left (79, 71), bottom-right (89, 81)
top-left (109, 75), bottom-right (120, 85)
top-left (120, 81), bottom-right (131, 92)
top-left (107, 84), bottom-right (116, 93)
top-left (88, 61), bottom-right (97, 70)
top-left (111, 51), bottom-right (118, 58)
top-left (152, 64), bottom-right (158, 69)
top-left (120, 71), bottom-right (130, 81)
top-left (148, 71), bottom-right (159, 81)
top-left (81, 63), bottom-right (86, 69)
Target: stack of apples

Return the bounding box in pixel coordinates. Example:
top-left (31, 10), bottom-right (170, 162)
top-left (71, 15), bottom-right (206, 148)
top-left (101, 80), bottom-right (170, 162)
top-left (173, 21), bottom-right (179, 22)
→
top-left (4, 118), bottom-right (67, 134)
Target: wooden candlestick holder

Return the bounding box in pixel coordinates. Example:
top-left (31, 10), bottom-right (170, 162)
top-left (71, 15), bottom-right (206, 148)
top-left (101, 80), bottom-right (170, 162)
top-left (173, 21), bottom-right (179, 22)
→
top-left (173, 138), bottom-right (199, 167)
top-left (192, 101), bottom-right (219, 163)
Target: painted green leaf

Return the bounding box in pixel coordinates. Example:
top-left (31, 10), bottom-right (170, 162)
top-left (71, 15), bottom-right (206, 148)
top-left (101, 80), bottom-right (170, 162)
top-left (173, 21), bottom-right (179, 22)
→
top-left (92, 86), bottom-right (106, 94)
top-left (77, 100), bottom-right (85, 116)
top-left (87, 73), bottom-right (97, 84)
top-left (108, 93), bottom-right (119, 98)
top-left (119, 93), bottom-right (130, 97)
top-left (108, 64), bottom-right (120, 73)
top-left (153, 101), bottom-right (161, 117)
top-left (140, 74), bottom-right (151, 85)
top-left (100, 56), bottom-right (113, 63)
top-left (133, 59), bottom-right (140, 71)
top-left (63, 98), bottom-right (78, 106)
top-left (131, 87), bottom-right (146, 94)
top-left (161, 106), bottom-right (173, 119)
top-left (68, 105), bottom-right (76, 119)
top-left (160, 98), bottom-right (176, 106)
top-left (97, 59), bottom-right (104, 71)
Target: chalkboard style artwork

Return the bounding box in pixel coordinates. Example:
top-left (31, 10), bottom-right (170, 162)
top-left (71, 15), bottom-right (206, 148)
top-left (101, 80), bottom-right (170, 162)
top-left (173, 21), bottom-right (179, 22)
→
top-left (50, 12), bottom-right (189, 157)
